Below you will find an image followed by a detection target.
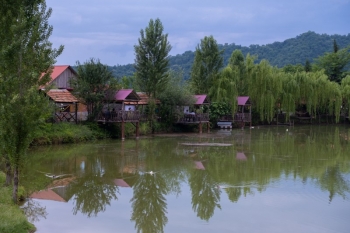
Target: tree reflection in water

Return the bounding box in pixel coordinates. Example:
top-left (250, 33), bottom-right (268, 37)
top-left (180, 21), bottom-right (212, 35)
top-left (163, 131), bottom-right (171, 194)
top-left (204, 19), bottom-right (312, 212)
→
top-left (317, 165), bottom-right (350, 203)
top-left (189, 169), bottom-right (221, 221)
top-left (131, 173), bottom-right (168, 233)
top-left (68, 172), bottom-right (118, 217)
top-left (21, 199), bottom-right (47, 223)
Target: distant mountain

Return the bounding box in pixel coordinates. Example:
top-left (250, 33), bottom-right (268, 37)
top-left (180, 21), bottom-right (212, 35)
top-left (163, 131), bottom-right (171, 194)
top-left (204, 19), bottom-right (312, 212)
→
top-left (109, 31), bottom-right (350, 80)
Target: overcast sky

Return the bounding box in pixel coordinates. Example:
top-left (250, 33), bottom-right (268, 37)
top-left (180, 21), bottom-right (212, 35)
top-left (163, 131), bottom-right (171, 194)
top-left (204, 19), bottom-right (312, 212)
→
top-left (46, 0), bottom-right (350, 66)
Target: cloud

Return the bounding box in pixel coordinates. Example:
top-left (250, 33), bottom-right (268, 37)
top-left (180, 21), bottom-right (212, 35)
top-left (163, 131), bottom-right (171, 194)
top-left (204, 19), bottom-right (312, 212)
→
top-left (47, 0), bottom-right (350, 65)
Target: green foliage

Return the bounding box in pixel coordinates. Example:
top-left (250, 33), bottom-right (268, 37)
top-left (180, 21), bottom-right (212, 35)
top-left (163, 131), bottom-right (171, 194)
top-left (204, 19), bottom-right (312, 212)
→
top-left (190, 35), bottom-right (223, 94)
top-left (0, 173), bottom-right (35, 233)
top-left (112, 31), bottom-right (350, 80)
top-left (71, 58), bottom-right (117, 121)
top-left (209, 66), bottom-right (238, 115)
top-left (248, 60), bottom-right (282, 122)
top-left (31, 122), bottom-right (106, 145)
top-left (209, 102), bottom-right (231, 123)
top-left (315, 45), bottom-right (350, 83)
top-left (158, 69), bottom-right (195, 128)
top-left (0, 0), bottom-right (63, 203)
top-left (134, 18), bottom-right (171, 99)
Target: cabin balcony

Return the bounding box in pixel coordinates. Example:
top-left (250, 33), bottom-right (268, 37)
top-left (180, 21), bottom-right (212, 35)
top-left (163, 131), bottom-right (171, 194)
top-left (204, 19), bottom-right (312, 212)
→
top-left (177, 113), bottom-right (210, 124)
top-left (97, 110), bottom-right (141, 123)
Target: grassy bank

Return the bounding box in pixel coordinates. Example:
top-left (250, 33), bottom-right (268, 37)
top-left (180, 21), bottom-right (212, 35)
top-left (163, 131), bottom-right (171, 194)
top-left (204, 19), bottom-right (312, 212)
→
top-left (0, 172), bottom-right (35, 233)
top-left (31, 122), bottom-right (108, 146)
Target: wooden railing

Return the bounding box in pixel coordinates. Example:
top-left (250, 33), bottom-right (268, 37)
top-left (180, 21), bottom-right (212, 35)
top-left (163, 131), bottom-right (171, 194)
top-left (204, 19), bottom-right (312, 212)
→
top-left (54, 112), bottom-right (76, 123)
top-left (218, 113), bottom-right (251, 123)
top-left (97, 110), bottom-right (141, 122)
top-left (234, 113), bottom-right (251, 122)
top-left (177, 113), bottom-right (209, 123)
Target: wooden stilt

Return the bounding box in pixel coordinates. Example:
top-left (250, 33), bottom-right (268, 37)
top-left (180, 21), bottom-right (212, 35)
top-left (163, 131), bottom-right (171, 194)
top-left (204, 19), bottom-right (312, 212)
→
top-left (199, 122), bottom-right (202, 134)
top-left (136, 122), bottom-right (140, 139)
top-left (121, 121), bottom-right (125, 141)
top-left (207, 122), bottom-right (210, 133)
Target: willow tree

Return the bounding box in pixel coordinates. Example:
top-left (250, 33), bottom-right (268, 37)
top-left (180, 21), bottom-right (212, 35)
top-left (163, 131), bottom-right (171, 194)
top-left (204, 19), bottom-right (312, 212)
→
top-left (190, 35), bottom-right (223, 94)
top-left (134, 18), bottom-right (171, 99)
top-left (0, 0), bottom-right (63, 202)
top-left (341, 75), bottom-right (350, 117)
top-left (209, 66), bottom-right (239, 116)
top-left (248, 60), bottom-right (282, 122)
top-left (279, 72), bottom-right (299, 121)
top-left (228, 50), bottom-right (256, 95)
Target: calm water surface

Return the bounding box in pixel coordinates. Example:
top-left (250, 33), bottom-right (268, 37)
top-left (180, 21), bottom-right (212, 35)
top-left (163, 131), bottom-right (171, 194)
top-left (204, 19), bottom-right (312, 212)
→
top-left (22, 125), bottom-right (350, 233)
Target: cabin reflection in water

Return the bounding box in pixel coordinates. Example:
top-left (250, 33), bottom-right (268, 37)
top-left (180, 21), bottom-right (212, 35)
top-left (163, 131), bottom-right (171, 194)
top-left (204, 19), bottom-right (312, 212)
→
top-left (23, 125), bottom-right (350, 233)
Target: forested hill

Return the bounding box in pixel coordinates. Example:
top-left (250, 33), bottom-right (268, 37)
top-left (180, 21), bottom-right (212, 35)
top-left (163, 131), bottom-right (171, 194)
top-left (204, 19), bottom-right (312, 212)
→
top-left (109, 31), bottom-right (350, 79)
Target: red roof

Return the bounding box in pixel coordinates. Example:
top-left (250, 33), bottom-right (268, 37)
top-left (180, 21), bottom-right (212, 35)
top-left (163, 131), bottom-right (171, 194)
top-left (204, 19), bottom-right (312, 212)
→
top-left (237, 96), bottom-right (251, 106)
top-left (113, 89), bottom-right (140, 102)
top-left (236, 152), bottom-right (247, 161)
top-left (50, 65), bottom-right (70, 81)
top-left (194, 161), bottom-right (205, 170)
top-left (47, 89), bottom-right (78, 103)
top-left (30, 189), bottom-right (66, 202)
top-left (194, 95), bottom-right (209, 105)
top-left (114, 179), bottom-right (130, 187)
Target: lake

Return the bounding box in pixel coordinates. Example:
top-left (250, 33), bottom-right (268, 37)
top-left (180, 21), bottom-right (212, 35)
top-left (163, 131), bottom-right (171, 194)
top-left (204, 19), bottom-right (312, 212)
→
top-left (22, 125), bottom-right (350, 233)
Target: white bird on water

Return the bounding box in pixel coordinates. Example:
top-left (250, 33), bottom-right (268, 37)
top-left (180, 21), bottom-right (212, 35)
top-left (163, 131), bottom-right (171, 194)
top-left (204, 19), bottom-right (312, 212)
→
top-left (145, 171), bottom-right (158, 175)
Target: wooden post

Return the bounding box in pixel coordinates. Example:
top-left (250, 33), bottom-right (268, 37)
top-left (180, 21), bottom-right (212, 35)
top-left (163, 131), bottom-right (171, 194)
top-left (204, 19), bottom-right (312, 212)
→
top-left (207, 122), bottom-right (210, 133)
top-left (136, 121), bottom-right (140, 139)
top-left (121, 121), bottom-right (125, 141)
top-left (75, 102), bottom-right (78, 124)
top-left (249, 106), bottom-right (252, 128)
top-left (199, 122), bottom-right (202, 134)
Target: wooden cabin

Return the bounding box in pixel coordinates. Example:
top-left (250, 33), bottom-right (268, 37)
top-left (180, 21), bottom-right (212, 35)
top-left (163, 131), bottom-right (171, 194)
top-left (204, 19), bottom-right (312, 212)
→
top-left (235, 96), bottom-right (252, 127)
top-left (127, 92), bottom-right (161, 122)
top-left (46, 89), bottom-right (79, 123)
top-left (217, 96), bottom-right (252, 129)
top-left (177, 94), bottom-right (210, 133)
top-left (97, 89), bottom-right (142, 140)
top-left (41, 65), bottom-right (88, 121)
top-left (45, 65), bottom-right (77, 90)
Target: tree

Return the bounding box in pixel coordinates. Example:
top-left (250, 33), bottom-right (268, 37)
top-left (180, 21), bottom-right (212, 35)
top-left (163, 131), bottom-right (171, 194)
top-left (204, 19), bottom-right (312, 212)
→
top-left (71, 58), bottom-right (116, 121)
top-left (316, 43), bottom-right (350, 83)
top-left (190, 36), bottom-right (223, 94)
top-left (305, 60), bottom-right (312, 72)
top-left (0, 0), bottom-right (63, 202)
top-left (134, 18), bottom-right (172, 99)
top-left (158, 69), bottom-right (195, 127)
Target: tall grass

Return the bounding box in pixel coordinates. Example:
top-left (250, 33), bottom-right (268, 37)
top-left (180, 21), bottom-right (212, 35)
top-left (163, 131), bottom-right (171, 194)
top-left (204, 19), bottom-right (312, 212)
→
top-left (0, 172), bottom-right (35, 233)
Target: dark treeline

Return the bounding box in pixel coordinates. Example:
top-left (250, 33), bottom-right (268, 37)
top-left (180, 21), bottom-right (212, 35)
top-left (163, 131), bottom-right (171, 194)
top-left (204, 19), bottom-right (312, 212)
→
top-left (109, 31), bottom-right (350, 80)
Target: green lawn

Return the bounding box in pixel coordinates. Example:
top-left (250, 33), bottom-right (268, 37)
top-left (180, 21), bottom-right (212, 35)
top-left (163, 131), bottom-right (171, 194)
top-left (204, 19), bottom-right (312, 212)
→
top-left (0, 172), bottom-right (35, 233)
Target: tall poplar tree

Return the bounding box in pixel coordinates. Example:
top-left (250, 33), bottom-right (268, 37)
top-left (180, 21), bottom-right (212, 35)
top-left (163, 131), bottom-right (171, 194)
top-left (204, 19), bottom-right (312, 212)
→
top-left (134, 18), bottom-right (171, 99)
top-left (0, 0), bottom-right (63, 202)
top-left (190, 36), bottom-right (223, 94)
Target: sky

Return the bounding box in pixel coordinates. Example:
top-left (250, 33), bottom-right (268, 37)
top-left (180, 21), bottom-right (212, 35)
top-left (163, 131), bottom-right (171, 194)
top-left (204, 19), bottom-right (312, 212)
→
top-left (46, 0), bottom-right (350, 66)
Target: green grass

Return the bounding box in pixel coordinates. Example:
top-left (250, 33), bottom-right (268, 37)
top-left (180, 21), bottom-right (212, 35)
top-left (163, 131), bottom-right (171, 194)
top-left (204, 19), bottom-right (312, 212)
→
top-left (31, 122), bottom-right (107, 145)
top-left (0, 172), bottom-right (35, 233)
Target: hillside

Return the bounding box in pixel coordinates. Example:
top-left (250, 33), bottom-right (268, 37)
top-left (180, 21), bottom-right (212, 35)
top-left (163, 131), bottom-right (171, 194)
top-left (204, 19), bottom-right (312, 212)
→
top-left (109, 31), bottom-right (350, 80)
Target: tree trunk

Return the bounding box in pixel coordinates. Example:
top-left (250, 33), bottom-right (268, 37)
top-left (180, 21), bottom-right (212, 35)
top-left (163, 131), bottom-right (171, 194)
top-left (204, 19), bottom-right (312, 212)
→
top-left (12, 165), bottom-right (19, 204)
top-left (5, 158), bottom-right (12, 186)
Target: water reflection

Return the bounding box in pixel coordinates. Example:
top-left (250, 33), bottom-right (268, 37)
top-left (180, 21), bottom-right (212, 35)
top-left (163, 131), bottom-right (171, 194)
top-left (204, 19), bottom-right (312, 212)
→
top-left (189, 169), bottom-right (221, 221)
top-left (131, 173), bottom-right (168, 233)
top-left (22, 126), bottom-right (350, 232)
